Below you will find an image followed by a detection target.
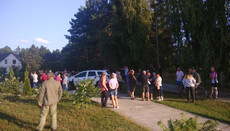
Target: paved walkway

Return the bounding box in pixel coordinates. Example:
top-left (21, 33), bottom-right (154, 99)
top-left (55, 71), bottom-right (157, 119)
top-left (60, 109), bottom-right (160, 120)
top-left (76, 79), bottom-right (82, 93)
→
top-left (92, 94), bottom-right (230, 131)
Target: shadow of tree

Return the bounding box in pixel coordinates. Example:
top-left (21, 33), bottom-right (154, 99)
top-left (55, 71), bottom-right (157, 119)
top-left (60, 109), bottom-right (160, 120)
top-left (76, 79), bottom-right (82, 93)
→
top-left (0, 111), bottom-right (37, 130)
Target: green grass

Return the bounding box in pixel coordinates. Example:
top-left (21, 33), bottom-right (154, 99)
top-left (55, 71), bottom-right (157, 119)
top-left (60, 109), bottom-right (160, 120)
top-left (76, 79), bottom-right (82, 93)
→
top-left (0, 93), bottom-right (148, 131)
top-left (153, 92), bottom-right (230, 124)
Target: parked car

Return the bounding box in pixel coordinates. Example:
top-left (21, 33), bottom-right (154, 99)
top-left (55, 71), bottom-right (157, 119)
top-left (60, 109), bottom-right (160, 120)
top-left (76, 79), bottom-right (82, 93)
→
top-left (68, 70), bottom-right (109, 87)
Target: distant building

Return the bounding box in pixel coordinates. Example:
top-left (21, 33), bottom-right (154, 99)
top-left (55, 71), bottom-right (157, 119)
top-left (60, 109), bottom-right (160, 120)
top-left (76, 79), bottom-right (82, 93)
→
top-left (0, 53), bottom-right (22, 73)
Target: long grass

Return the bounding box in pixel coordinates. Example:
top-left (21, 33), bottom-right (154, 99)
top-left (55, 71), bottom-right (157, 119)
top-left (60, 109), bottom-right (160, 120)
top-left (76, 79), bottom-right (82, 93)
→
top-left (0, 93), bottom-right (148, 131)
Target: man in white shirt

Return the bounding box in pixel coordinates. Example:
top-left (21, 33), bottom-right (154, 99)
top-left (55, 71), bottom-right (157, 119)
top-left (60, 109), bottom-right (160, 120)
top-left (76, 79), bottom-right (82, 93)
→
top-left (155, 72), bottom-right (163, 101)
top-left (62, 73), bottom-right (68, 90)
top-left (32, 71), bottom-right (38, 88)
top-left (176, 67), bottom-right (184, 96)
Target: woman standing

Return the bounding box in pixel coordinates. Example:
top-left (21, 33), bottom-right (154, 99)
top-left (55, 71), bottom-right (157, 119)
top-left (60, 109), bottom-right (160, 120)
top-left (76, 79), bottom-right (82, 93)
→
top-left (129, 70), bottom-right (136, 99)
top-left (55, 73), bottom-right (62, 84)
top-left (109, 73), bottom-right (119, 109)
top-left (99, 73), bottom-right (109, 108)
top-left (210, 67), bottom-right (218, 99)
top-left (182, 73), bottom-right (196, 103)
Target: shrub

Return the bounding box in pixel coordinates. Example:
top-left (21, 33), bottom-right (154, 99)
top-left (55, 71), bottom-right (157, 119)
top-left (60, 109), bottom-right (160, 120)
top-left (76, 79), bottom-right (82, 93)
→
top-left (71, 79), bottom-right (101, 108)
top-left (0, 67), bottom-right (7, 82)
top-left (157, 113), bottom-right (219, 131)
top-left (23, 69), bottom-right (32, 96)
top-left (0, 77), bottom-right (23, 95)
top-left (9, 68), bottom-right (14, 79)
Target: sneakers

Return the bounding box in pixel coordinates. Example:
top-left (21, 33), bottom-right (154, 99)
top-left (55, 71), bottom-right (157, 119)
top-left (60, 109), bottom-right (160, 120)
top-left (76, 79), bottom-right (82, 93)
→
top-left (161, 96), bottom-right (164, 101)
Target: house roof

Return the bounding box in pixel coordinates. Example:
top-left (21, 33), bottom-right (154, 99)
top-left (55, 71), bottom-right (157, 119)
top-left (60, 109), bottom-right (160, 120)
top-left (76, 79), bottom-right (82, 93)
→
top-left (0, 53), bottom-right (11, 62)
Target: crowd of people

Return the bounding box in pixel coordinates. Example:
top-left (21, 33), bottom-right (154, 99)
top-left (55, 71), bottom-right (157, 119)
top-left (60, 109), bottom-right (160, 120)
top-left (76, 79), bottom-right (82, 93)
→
top-left (176, 66), bottom-right (219, 103)
top-left (98, 66), bottom-right (219, 108)
top-left (29, 70), bottom-right (70, 91)
top-left (98, 66), bottom-right (164, 109)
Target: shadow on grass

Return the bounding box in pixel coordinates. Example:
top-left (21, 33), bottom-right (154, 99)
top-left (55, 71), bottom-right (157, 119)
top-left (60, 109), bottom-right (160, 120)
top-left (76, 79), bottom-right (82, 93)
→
top-left (3, 95), bottom-right (37, 105)
top-left (0, 111), bottom-right (37, 130)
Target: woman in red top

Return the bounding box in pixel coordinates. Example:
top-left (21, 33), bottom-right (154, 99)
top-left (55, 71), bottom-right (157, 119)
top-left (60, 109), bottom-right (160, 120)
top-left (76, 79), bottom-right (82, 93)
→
top-left (99, 73), bottom-right (109, 108)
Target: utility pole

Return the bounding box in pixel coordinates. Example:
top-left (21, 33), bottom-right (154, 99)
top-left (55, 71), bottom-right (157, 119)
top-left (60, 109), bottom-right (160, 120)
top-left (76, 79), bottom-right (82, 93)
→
top-left (156, 20), bottom-right (160, 71)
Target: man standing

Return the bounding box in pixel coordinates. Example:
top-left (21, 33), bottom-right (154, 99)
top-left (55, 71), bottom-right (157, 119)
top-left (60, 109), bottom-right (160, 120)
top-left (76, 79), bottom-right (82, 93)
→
top-left (62, 73), bottom-right (68, 90)
top-left (41, 71), bottom-right (47, 83)
top-left (124, 66), bottom-right (130, 95)
top-left (32, 71), bottom-right (38, 88)
top-left (141, 70), bottom-right (150, 101)
top-left (37, 72), bottom-right (63, 131)
top-left (176, 67), bottom-right (184, 96)
top-left (192, 68), bottom-right (201, 87)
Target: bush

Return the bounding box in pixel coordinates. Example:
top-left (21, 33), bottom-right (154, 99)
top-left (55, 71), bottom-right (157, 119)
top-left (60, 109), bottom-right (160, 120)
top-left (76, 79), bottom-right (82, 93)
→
top-left (0, 77), bottom-right (23, 95)
top-left (23, 69), bottom-right (32, 96)
top-left (157, 113), bottom-right (219, 131)
top-left (0, 67), bottom-right (7, 82)
top-left (70, 79), bottom-right (101, 108)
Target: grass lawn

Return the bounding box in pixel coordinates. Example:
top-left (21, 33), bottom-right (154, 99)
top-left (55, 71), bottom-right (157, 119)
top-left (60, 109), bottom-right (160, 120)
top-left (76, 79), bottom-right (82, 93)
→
top-left (153, 91), bottom-right (230, 124)
top-left (0, 93), bottom-right (148, 131)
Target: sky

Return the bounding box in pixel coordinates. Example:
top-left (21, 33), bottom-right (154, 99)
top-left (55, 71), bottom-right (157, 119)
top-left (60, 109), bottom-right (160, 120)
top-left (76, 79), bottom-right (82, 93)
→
top-left (0, 0), bottom-right (86, 51)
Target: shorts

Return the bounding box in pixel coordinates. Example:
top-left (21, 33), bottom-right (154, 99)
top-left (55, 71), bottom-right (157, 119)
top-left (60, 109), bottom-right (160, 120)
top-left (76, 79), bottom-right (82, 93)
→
top-left (142, 85), bottom-right (149, 93)
top-left (149, 86), bottom-right (154, 93)
top-left (211, 83), bottom-right (218, 87)
top-left (176, 81), bottom-right (183, 86)
top-left (110, 90), bottom-right (118, 96)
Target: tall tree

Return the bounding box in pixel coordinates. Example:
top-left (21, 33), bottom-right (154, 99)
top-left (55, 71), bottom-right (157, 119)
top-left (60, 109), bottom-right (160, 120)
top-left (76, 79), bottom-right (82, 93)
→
top-left (0, 46), bottom-right (12, 54)
top-left (64, 0), bottom-right (111, 70)
top-left (101, 0), bottom-right (152, 69)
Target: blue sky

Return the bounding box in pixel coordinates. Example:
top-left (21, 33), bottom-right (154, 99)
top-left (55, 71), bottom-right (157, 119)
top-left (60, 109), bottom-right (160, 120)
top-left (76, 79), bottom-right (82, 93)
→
top-left (0, 0), bottom-right (86, 51)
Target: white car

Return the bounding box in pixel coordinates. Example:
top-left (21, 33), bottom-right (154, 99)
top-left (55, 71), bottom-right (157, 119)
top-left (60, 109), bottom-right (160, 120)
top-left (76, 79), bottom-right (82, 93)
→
top-left (68, 70), bottom-right (109, 86)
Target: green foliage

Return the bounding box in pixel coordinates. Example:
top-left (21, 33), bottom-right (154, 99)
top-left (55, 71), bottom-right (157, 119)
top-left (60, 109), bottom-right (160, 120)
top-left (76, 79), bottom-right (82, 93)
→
top-left (0, 77), bottom-right (23, 95)
top-left (9, 68), bottom-right (14, 79)
top-left (0, 68), bottom-right (7, 82)
top-left (0, 46), bottom-right (13, 54)
top-left (70, 79), bottom-right (101, 108)
top-left (23, 69), bottom-right (32, 96)
top-left (62, 90), bottom-right (70, 99)
top-left (157, 113), bottom-right (219, 131)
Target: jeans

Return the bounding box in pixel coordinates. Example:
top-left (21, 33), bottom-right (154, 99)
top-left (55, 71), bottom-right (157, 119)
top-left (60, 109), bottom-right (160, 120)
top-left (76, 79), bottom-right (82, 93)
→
top-left (101, 91), bottom-right (109, 107)
top-left (186, 87), bottom-right (195, 102)
top-left (110, 90), bottom-right (118, 96)
top-left (33, 82), bottom-right (38, 88)
top-left (62, 84), bottom-right (68, 90)
top-left (160, 86), bottom-right (164, 97)
top-left (37, 104), bottom-right (57, 131)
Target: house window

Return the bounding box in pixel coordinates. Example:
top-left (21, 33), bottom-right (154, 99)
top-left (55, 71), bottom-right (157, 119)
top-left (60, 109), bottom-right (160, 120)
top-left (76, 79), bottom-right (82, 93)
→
top-left (13, 60), bottom-right (16, 64)
top-left (5, 59), bottom-right (7, 64)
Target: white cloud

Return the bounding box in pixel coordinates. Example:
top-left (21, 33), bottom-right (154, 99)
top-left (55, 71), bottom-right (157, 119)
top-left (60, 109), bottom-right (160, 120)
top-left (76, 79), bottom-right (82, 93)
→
top-left (20, 40), bottom-right (29, 43)
top-left (34, 38), bottom-right (49, 44)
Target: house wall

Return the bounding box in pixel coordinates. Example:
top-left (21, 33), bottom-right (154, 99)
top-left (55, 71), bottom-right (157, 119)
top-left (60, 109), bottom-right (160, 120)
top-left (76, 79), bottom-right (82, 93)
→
top-left (0, 54), bottom-right (22, 73)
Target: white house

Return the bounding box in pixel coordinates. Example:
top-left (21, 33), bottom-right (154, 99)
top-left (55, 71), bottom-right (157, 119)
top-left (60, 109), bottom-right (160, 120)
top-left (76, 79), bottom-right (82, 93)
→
top-left (0, 53), bottom-right (22, 73)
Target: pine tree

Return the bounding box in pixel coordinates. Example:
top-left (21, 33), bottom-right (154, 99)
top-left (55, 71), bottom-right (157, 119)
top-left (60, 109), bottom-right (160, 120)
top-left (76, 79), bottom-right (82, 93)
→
top-left (9, 68), bottom-right (14, 79)
top-left (23, 69), bottom-right (32, 96)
